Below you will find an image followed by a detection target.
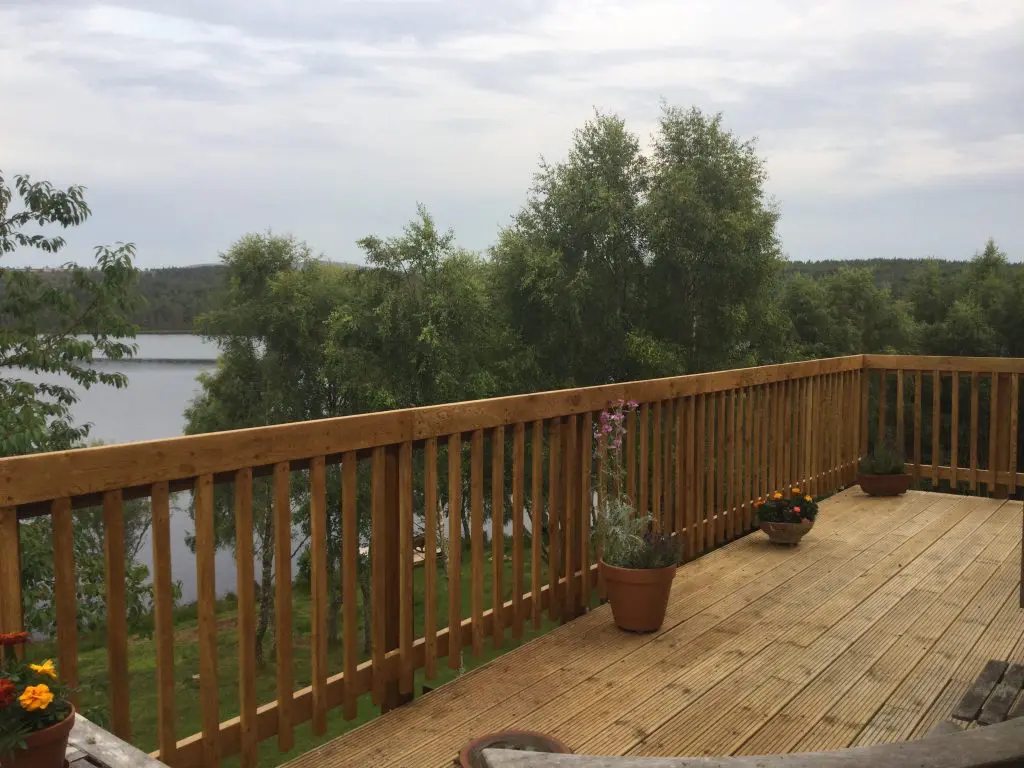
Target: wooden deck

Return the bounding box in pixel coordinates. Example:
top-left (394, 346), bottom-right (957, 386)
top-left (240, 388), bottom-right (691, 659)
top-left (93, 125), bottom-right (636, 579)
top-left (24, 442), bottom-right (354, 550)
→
top-left (289, 489), bottom-right (1024, 767)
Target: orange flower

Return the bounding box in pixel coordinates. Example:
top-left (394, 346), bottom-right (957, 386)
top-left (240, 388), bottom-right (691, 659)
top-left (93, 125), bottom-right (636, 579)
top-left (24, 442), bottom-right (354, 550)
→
top-left (0, 631), bottom-right (29, 648)
top-left (803, 495), bottom-right (813, 503)
top-left (29, 659), bottom-right (57, 679)
top-left (791, 486), bottom-right (801, 495)
top-left (19, 684), bottom-right (53, 712)
top-left (771, 491), bottom-right (783, 500)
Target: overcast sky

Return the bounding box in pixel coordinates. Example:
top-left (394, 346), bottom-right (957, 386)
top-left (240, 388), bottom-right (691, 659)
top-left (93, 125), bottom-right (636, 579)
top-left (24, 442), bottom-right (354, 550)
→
top-left (3, 0), bottom-right (1022, 268)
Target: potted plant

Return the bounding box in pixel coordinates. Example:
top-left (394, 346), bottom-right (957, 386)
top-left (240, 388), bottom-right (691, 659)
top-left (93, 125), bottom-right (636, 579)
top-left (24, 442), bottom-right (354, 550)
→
top-left (857, 439), bottom-right (911, 496)
top-left (592, 399), bottom-right (679, 633)
top-left (754, 487), bottom-right (819, 545)
top-left (0, 632), bottom-right (75, 768)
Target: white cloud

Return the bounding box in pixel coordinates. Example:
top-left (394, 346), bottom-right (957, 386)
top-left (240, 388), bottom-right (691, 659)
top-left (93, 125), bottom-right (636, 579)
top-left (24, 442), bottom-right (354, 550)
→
top-left (1, 0), bottom-right (1022, 266)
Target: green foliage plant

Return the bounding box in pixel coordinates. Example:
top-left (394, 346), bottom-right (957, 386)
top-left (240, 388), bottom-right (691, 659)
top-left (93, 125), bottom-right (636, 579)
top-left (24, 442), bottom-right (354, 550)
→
top-left (859, 438), bottom-right (906, 476)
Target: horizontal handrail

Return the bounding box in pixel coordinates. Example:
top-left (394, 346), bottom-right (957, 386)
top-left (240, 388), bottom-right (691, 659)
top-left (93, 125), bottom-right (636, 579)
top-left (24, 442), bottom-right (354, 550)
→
top-left (0, 355), bottom-right (863, 510)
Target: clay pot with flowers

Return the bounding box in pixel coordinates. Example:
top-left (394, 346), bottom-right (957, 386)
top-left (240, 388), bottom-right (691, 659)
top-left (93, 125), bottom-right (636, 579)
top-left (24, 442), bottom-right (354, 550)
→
top-left (0, 632), bottom-right (75, 768)
top-left (753, 487), bottom-right (819, 546)
top-left (592, 399), bottom-right (680, 633)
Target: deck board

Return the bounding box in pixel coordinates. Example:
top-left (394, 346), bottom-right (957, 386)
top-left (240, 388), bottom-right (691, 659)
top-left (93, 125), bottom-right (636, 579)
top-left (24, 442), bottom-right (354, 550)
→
top-left (285, 490), bottom-right (1024, 768)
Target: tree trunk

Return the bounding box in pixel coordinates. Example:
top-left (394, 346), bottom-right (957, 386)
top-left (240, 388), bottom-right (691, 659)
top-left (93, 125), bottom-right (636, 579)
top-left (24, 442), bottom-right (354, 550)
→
top-left (254, 509), bottom-right (275, 667)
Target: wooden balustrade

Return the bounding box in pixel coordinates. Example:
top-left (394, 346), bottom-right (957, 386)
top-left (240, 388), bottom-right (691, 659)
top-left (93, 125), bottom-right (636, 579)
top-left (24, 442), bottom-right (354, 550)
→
top-left (7, 354), bottom-right (1019, 767)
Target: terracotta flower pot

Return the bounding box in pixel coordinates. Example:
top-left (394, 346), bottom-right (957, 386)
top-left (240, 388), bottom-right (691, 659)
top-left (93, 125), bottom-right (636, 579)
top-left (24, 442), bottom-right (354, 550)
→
top-left (458, 730), bottom-right (572, 767)
top-left (858, 473), bottom-right (912, 497)
top-left (600, 561), bottom-right (676, 633)
top-left (0, 706), bottom-right (75, 768)
top-left (759, 519), bottom-right (814, 545)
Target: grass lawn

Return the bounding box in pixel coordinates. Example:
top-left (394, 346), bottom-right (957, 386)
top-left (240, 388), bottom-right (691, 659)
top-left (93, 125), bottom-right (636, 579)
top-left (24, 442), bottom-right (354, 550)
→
top-left (28, 548), bottom-right (581, 767)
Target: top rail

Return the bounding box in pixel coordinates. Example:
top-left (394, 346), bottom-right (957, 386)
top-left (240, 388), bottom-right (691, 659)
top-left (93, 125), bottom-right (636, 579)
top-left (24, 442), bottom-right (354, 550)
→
top-left (0, 355), bottom-right (864, 509)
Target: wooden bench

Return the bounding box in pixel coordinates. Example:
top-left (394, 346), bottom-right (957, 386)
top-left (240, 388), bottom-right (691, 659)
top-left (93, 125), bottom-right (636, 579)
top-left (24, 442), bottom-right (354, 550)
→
top-left (928, 660), bottom-right (1024, 736)
top-left (67, 715), bottom-right (168, 767)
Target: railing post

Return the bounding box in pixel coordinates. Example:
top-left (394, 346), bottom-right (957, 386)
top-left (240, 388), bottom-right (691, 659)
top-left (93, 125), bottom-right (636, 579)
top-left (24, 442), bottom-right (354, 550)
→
top-left (993, 373), bottom-right (1013, 499)
top-left (0, 507), bottom-right (23, 659)
top-left (382, 444), bottom-right (413, 713)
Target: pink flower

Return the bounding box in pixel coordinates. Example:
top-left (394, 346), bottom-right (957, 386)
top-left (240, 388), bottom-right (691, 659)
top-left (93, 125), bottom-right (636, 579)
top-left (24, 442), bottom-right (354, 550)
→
top-left (628, 400), bottom-right (639, 409)
top-left (793, 506), bottom-right (801, 513)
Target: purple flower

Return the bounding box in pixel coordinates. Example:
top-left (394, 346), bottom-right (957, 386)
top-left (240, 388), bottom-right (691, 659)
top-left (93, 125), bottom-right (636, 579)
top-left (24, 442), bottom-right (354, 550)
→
top-left (628, 400), bottom-right (639, 409)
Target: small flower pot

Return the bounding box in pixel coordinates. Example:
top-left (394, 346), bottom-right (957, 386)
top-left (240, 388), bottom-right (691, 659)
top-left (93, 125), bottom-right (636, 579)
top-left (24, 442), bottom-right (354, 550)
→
top-left (759, 519), bottom-right (814, 545)
top-left (458, 730), bottom-right (572, 767)
top-left (0, 706), bottom-right (75, 768)
top-left (600, 560), bottom-right (676, 633)
top-left (858, 473), bottom-right (912, 497)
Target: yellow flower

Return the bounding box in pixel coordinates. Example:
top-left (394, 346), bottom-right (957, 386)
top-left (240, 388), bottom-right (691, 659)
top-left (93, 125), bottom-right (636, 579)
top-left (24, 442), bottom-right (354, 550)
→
top-left (771, 491), bottom-right (783, 500)
top-left (29, 659), bottom-right (57, 679)
top-left (19, 684), bottom-right (54, 712)
top-left (804, 495), bottom-right (813, 503)
top-left (791, 486), bottom-right (801, 495)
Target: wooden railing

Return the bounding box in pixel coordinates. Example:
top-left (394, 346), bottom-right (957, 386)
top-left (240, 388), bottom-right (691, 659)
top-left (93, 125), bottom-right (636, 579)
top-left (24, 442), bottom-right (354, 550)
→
top-left (863, 356), bottom-right (1024, 497)
top-left (0, 354), bottom-right (1018, 767)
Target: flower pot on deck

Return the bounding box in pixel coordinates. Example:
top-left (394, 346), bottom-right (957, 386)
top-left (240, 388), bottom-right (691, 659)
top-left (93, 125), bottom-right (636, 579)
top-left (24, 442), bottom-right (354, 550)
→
top-left (858, 473), bottom-right (912, 497)
top-left (759, 519), bottom-right (814, 546)
top-left (0, 707), bottom-right (75, 768)
top-left (600, 561), bottom-right (676, 633)
top-left (459, 730), bottom-right (572, 767)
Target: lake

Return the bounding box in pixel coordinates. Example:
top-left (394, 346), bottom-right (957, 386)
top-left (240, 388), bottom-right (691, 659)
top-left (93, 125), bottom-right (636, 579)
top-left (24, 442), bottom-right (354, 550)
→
top-left (21, 334), bottom-right (230, 602)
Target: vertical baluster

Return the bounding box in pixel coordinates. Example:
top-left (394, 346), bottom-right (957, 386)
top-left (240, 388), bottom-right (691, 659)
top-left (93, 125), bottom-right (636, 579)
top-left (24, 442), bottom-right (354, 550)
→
top-left (698, 393), bottom-right (710, 554)
top-left (913, 372), bottom-right (923, 483)
top-left (859, 369), bottom-right (869, 461)
top-left (342, 452), bottom-right (360, 718)
top-left (511, 425), bottom-right (525, 639)
top-left (652, 401), bottom-right (662, 531)
top-left (233, 470), bottom-right (256, 768)
top-left (877, 370), bottom-right (888, 443)
top-left (896, 370), bottom-right (905, 461)
top-left (932, 371), bottom-right (941, 486)
top-left (309, 456), bottom-right (329, 732)
top-left (782, 381), bottom-right (793, 491)
top-left (548, 421), bottom-right (561, 621)
top-left (274, 462), bottom-right (294, 746)
top-left (685, 396), bottom-right (697, 559)
top-left (594, 417), bottom-right (607, 599)
top-left (370, 449), bottom-right (386, 705)
top-left (491, 426), bottom-right (505, 646)
top-left (151, 484), bottom-right (178, 763)
top-left (674, 399), bottom-right (685, 549)
top-left (807, 379), bottom-right (819, 497)
top-left (970, 373), bottom-right (980, 492)
top-left (424, 438), bottom-right (439, 677)
top-left (562, 416), bottom-right (575, 619)
top-left (626, 407), bottom-right (637, 506)
top-left (470, 429), bottom-right (485, 655)
top-left (1010, 374), bottom-right (1019, 495)
top-left (951, 374), bottom-right (960, 489)
top-left (398, 443), bottom-right (414, 693)
top-left (743, 388), bottom-right (753, 531)
top-left (580, 413), bottom-right (592, 608)
top-left (103, 490), bottom-right (131, 740)
top-left (52, 498), bottom-right (79, 709)
top-left (989, 373), bottom-right (1000, 493)
top-left (195, 474), bottom-right (220, 766)
top-left (639, 404), bottom-right (649, 519)
top-left (663, 401), bottom-right (673, 538)
top-left (531, 422), bottom-right (543, 627)
top-left (447, 435), bottom-right (463, 668)
top-left (716, 391), bottom-right (727, 544)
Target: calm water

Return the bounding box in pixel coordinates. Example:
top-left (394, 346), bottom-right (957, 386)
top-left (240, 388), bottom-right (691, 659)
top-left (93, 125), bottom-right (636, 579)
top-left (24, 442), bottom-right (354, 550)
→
top-left (20, 334), bottom-right (232, 602)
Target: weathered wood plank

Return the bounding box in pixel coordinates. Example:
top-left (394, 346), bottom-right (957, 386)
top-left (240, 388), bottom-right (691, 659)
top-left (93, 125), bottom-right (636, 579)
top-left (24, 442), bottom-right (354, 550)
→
top-left (953, 660), bottom-right (1008, 721)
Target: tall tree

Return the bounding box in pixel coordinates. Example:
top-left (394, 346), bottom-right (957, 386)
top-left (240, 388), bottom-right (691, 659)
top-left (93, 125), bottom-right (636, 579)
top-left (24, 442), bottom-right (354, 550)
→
top-left (491, 113), bottom-right (648, 388)
top-left (0, 172), bottom-right (139, 455)
top-left (642, 106), bottom-right (785, 373)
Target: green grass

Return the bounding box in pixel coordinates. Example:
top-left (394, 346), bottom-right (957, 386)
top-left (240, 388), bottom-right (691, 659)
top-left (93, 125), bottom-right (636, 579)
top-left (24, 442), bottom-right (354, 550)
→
top-left (29, 548), bottom-right (576, 767)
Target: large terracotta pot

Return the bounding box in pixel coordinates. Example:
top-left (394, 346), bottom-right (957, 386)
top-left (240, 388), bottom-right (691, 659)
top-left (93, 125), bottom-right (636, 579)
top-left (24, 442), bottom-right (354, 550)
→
top-left (0, 706), bottom-right (74, 768)
top-left (858, 473), bottom-right (912, 497)
top-left (459, 730), bottom-right (572, 767)
top-left (759, 519), bottom-right (814, 545)
top-left (600, 561), bottom-right (676, 633)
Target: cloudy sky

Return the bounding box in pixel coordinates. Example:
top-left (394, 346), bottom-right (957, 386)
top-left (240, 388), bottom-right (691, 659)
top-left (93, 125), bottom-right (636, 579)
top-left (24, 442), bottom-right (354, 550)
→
top-left (2, 0), bottom-right (1022, 268)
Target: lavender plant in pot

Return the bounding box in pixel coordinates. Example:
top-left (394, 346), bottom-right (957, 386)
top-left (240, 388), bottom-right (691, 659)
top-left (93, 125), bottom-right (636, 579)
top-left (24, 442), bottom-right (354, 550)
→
top-left (592, 400), bottom-right (679, 633)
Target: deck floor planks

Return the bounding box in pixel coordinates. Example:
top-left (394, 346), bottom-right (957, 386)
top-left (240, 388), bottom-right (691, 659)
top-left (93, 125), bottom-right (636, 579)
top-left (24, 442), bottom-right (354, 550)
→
top-left (283, 491), bottom-right (1024, 768)
top-left (735, 500), bottom-right (1018, 755)
top-left (335, 491), bottom-right (893, 767)
top-left (626, 495), bottom-right (1007, 757)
